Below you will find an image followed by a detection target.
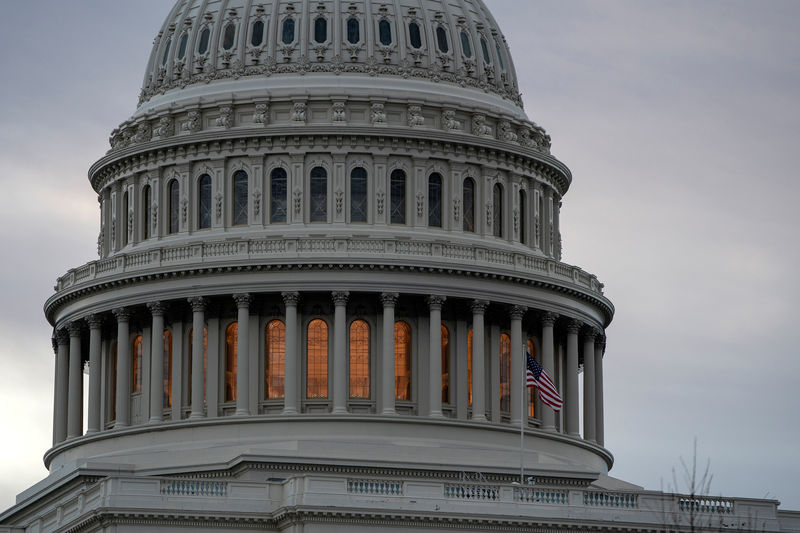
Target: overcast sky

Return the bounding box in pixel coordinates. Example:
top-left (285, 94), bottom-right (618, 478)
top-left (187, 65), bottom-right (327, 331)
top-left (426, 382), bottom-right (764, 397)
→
top-left (0, 0), bottom-right (798, 513)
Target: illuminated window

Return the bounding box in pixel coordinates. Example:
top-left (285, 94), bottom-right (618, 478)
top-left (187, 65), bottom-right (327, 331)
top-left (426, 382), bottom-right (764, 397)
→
top-left (349, 320), bottom-right (370, 398)
top-left (394, 321), bottom-right (411, 400)
top-left (265, 320), bottom-right (286, 399)
top-left (467, 329), bottom-right (473, 406)
top-left (132, 335), bottom-right (143, 393)
top-left (519, 189), bottom-right (527, 244)
top-left (310, 167), bottom-right (327, 222)
top-left (198, 27), bottom-right (210, 55)
top-left (441, 325), bottom-right (450, 404)
top-left (307, 319), bottom-right (328, 398)
top-left (188, 328), bottom-right (208, 402)
top-left (198, 174), bottom-right (212, 229)
top-left (390, 169), bottom-right (406, 224)
top-left (225, 322), bottom-right (238, 402)
top-left (463, 178), bottom-right (475, 232)
top-left (270, 168), bottom-right (288, 223)
top-left (428, 173), bottom-right (442, 228)
top-left (143, 185), bottom-right (151, 239)
top-left (493, 183), bottom-right (503, 238)
top-left (232, 170), bottom-right (248, 226)
top-left (527, 338), bottom-right (536, 418)
top-left (163, 330), bottom-right (173, 408)
top-left (499, 333), bottom-right (511, 412)
top-left (350, 167), bottom-right (368, 223)
top-left (168, 179), bottom-right (180, 234)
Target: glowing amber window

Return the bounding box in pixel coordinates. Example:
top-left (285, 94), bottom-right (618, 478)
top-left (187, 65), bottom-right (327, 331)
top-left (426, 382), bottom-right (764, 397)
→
top-left (394, 321), bottom-right (412, 400)
top-left (499, 332), bottom-right (511, 412)
top-left (441, 325), bottom-right (450, 404)
top-left (307, 319), bottom-right (328, 398)
top-left (131, 335), bottom-right (143, 393)
top-left (225, 322), bottom-right (238, 402)
top-left (349, 320), bottom-right (370, 399)
top-left (527, 338), bottom-right (536, 418)
top-left (265, 320), bottom-right (286, 399)
top-left (188, 328), bottom-right (208, 402)
top-left (467, 328), bottom-right (473, 406)
top-left (163, 330), bottom-right (173, 408)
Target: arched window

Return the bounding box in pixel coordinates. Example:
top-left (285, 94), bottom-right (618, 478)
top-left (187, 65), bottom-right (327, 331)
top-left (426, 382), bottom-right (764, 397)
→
top-left (178, 32), bottom-right (189, 60)
top-left (132, 335), bottom-right (143, 393)
top-left (492, 182), bottom-right (503, 238)
top-left (122, 191), bottom-right (129, 246)
top-left (314, 17), bottom-right (327, 43)
top-left (460, 31), bottom-right (472, 58)
top-left (162, 39), bottom-right (172, 66)
top-left (310, 166), bottom-right (327, 222)
top-left (222, 23), bottom-right (236, 50)
top-left (232, 170), bottom-right (248, 226)
top-left (347, 18), bottom-right (360, 44)
top-left (519, 189), bottom-right (527, 244)
top-left (143, 185), bottom-right (151, 239)
top-left (527, 338), bottom-right (536, 418)
top-left (467, 329), bottom-right (473, 406)
top-left (428, 173), bottom-right (442, 228)
top-left (224, 322), bottom-right (238, 402)
top-left (282, 18), bottom-right (295, 45)
top-left (188, 327), bottom-right (208, 402)
top-left (198, 174), bottom-right (212, 229)
top-left (436, 27), bottom-right (449, 53)
top-left (307, 319), bottom-right (328, 398)
top-left (265, 320), bottom-right (286, 399)
top-left (379, 20), bottom-right (392, 46)
top-left (499, 332), bottom-right (511, 412)
top-left (463, 177), bottom-right (475, 232)
top-left (350, 167), bottom-right (368, 223)
top-left (198, 27), bottom-right (210, 54)
top-left (480, 37), bottom-right (491, 65)
top-left (394, 321), bottom-right (411, 401)
top-left (349, 320), bottom-right (370, 399)
top-left (251, 20), bottom-right (265, 47)
top-left (270, 168), bottom-right (288, 223)
top-left (168, 179), bottom-right (180, 234)
top-left (163, 330), bottom-right (173, 408)
top-left (409, 22), bottom-right (422, 49)
top-left (441, 325), bottom-right (450, 404)
top-left (390, 169), bottom-right (406, 224)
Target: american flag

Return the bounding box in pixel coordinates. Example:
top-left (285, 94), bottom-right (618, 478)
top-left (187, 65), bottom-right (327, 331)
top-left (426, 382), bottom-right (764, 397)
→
top-left (526, 352), bottom-right (563, 411)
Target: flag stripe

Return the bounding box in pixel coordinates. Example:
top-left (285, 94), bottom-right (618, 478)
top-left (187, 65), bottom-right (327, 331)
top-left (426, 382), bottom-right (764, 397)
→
top-left (525, 352), bottom-right (563, 412)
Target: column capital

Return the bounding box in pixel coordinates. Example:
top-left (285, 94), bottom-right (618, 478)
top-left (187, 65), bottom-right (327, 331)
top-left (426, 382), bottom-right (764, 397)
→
top-left (232, 293), bottom-right (253, 309)
top-left (112, 307), bottom-right (132, 322)
top-left (66, 321), bottom-right (83, 337)
top-left (540, 311), bottom-right (559, 327)
top-left (331, 291), bottom-right (350, 306)
top-left (566, 319), bottom-right (582, 334)
top-left (187, 297), bottom-right (207, 312)
top-left (426, 295), bottom-right (446, 310)
top-left (55, 328), bottom-right (70, 346)
top-left (509, 305), bottom-right (526, 320)
top-left (582, 326), bottom-right (601, 341)
top-left (146, 301), bottom-right (167, 316)
top-left (470, 300), bottom-right (489, 315)
top-left (282, 291), bottom-right (300, 306)
top-left (85, 314), bottom-right (104, 329)
top-left (380, 292), bottom-right (399, 307)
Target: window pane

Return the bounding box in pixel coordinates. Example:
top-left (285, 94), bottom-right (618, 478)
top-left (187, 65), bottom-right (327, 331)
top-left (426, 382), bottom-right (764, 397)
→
top-left (409, 22), bottom-right (421, 49)
top-left (310, 167), bottom-right (327, 222)
top-left (314, 17), bottom-right (327, 43)
top-left (519, 190), bottom-right (527, 244)
top-left (428, 173), bottom-right (442, 228)
top-left (143, 186), bottom-right (151, 239)
top-left (270, 168), bottom-right (287, 223)
top-left (480, 38), bottom-right (490, 64)
top-left (169, 180), bottom-right (180, 234)
top-left (122, 192), bottom-right (129, 246)
top-left (178, 33), bottom-right (189, 59)
top-left (463, 178), bottom-right (475, 232)
top-left (350, 167), bottom-right (368, 223)
top-left (349, 320), bottom-right (370, 399)
top-left (265, 320), bottom-right (286, 399)
top-left (162, 39), bottom-right (172, 65)
top-left (163, 330), bottom-right (173, 408)
top-left (198, 28), bottom-right (210, 54)
top-left (394, 321), bottom-right (411, 400)
top-left (441, 325), bottom-right (449, 404)
top-left (225, 322), bottom-right (237, 402)
top-left (496, 42), bottom-right (505, 70)
top-left (111, 343), bottom-right (117, 420)
top-left (390, 169), bottom-right (406, 224)
top-left (379, 20), bottom-right (392, 46)
top-left (251, 20), bottom-right (265, 47)
top-left (198, 175), bottom-right (212, 229)
top-left (282, 18), bottom-right (295, 45)
top-left (460, 31), bottom-right (472, 58)
top-left (493, 183), bottom-right (503, 237)
top-left (307, 319), bottom-right (328, 398)
top-left (132, 336), bottom-right (143, 393)
top-left (233, 170), bottom-right (248, 226)
top-left (467, 329), bottom-right (473, 406)
top-left (347, 18), bottom-right (360, 44)
top-left (223, 23), bottom-right (236, 50)
top-left (499, 333), bottom-right (511, 412)
top-left (436, 27), bottom-right (449, 53)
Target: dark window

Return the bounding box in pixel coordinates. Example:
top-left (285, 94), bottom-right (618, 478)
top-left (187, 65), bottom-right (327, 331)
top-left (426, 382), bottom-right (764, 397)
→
top-left (409, 22), bottom-right (422, 49)
top-left (496, 42), bottom-right (505, 70)
top-left (519, 189), bottom-right (527, 244)
top-left (168, 180), bottom-right (180, 234)
top-left (178, 33), bottom-right (189, 59)
top-left (390, 169), bottom-right (406, 224)
top-left (460, 31), bottom-right (472, 58)
top-left (143, 185), bottom-right (151, 239)
top-left (379, 20), bottom-right (392, 45)
top-left (310, 167), bottom-right (327, 222)
top-left (347, 18), bottom-right (360, 44)
top-left (493, 183), bottom-right (503, 237)
top-left (122, 191), bottom-right (129, 246)
top-left (350, 167), bottom-right (368, 223)
top-left (222, 23), bottom-right (236, 50)
top-left (463, 178), bottom-right (475, 232)
top-left (428, 173), bottom-right (442, 228)
top-left (480, 37), bottom-right (490, 64)
top-left (436, 27), bottom-right (449, 53)
top-left (198, 174), bottom-right (212, 229)
top-left (314, 17), bottom-right (327, 43)
top-left (270, 168), bottom-right (287, 223)
top-left (198, 28), bottom-right (210, 54)
top-left (282, 18), bottom-right (295, 45)
top-left (232, 171), bottom-right (248, 226)
top-left (251, 20), bottom-right (265, 47)
top-left (161, 39), bottom-right (171, 66)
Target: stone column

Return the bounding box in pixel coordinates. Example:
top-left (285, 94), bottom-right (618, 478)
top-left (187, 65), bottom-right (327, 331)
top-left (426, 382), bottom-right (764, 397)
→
top-left (510, 306), bottom-right (526, 426)
top-left (582, 328), bottom-right (597, 443)
top-left (427, 295), bottom-right (446, 418)
top-left (233, 294), bottom-right (252, 416)
top-left (565, 319), bottom-right (581, 437)
top-left (282, 292), bottom-right (300, 415)
top-left (470, 300), bottom-right (488, 422)
top-left (113, 308), bottom-right (131, 428)
top-left (147, 302), bottom-right (166, 423)
top-left (53, 329), bottom-right (69, 444)
top-left (539, 312), bottom-right (558, 431)
top-left (66, 322), bottom-right (83, 439)
top-left (595, 336), bottom-right (606, 447)
top-left (380, 292), bottom-right (399, 415)
top-left (86, 315), bottom-right (103, 434)
top-left (188, 297), bottom-right (207, 420)
top-left (331, 291), bottom-right (350, 414)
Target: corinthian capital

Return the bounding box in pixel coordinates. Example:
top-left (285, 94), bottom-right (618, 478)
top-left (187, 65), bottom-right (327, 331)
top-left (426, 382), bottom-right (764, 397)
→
top-left (380, 292), bottom-right (399, 307)
top-left (187, 297), bottom-right (207, 313)
top-left (331, 291), bottom-right (350, 306)
top-left (540, 311), bottom-right (558, 327)
top-left (509, 305), bottom-right (527, 320)
top-left (470, 300), bottom-right (489, 315)
top-left (566, 319), bottom-right (582, 334)
top-left (66, 321), bottom-right (83, 337)
top-left (147, 302), bottom-right (167, 316)
top-left (232, 293), bottom-right (253, 309)
top-left (426, 295), bottom-right (446, 310)
top-left (281, 291), bottom-right (300, 306)
top-left (85, 314), bottom-right (104, 329)
top-left (112, 307), bottom-right (131, 322)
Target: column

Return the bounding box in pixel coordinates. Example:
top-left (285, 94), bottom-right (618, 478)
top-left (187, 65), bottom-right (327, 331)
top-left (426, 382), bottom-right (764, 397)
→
top-left (331, 291), bottom-right (350, 414)
top-left (470, 300), bottom-right (488, 422)
top-left (147, 302), bottom-right (166, 423)
top-left (233, 294), bottom-right (252, 416)
top-left (427, 295), bottom-right (446, 418)
top-left (53, 329), bottom-right (69, 444)
top-left (539, 312), bottom-right (558, 431)
top-left (66, 322), bottom-right (83, 439)
top-left (282, 292), bottom-right (300, 415)
top-left (595, 335), bottom-right (605, 446)
top-left (509, 306), bottom-right (525, 426)
top-left (86, 315), bottom-right (103, 434)
top-left (565, 319), bottom-right (581, 437)
top-left (113, 308), bottom-right (131, 428)
top-left (380, 292), bottom-right (398, 415)
top-left (582, 328), bottom-right (597, 442)
top-left (188, 297), bottom-right (206, 420)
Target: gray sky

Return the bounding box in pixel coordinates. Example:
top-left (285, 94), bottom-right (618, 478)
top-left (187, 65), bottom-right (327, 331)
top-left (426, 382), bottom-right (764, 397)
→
top-left (0, 0), bottom-right (798, 512)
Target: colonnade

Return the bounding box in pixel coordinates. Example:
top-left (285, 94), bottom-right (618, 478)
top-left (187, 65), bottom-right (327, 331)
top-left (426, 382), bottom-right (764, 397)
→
top-left (51, 290), bottom-right (606, 449)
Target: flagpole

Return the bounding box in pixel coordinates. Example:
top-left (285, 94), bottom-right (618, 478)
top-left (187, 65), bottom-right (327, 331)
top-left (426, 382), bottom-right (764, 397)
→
top-left (520, 344), bottom-right (526, 485)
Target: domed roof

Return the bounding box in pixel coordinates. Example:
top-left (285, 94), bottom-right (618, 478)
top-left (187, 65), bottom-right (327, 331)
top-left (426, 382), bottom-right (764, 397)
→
top-left (139, 0), bottom-right (522, 112)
